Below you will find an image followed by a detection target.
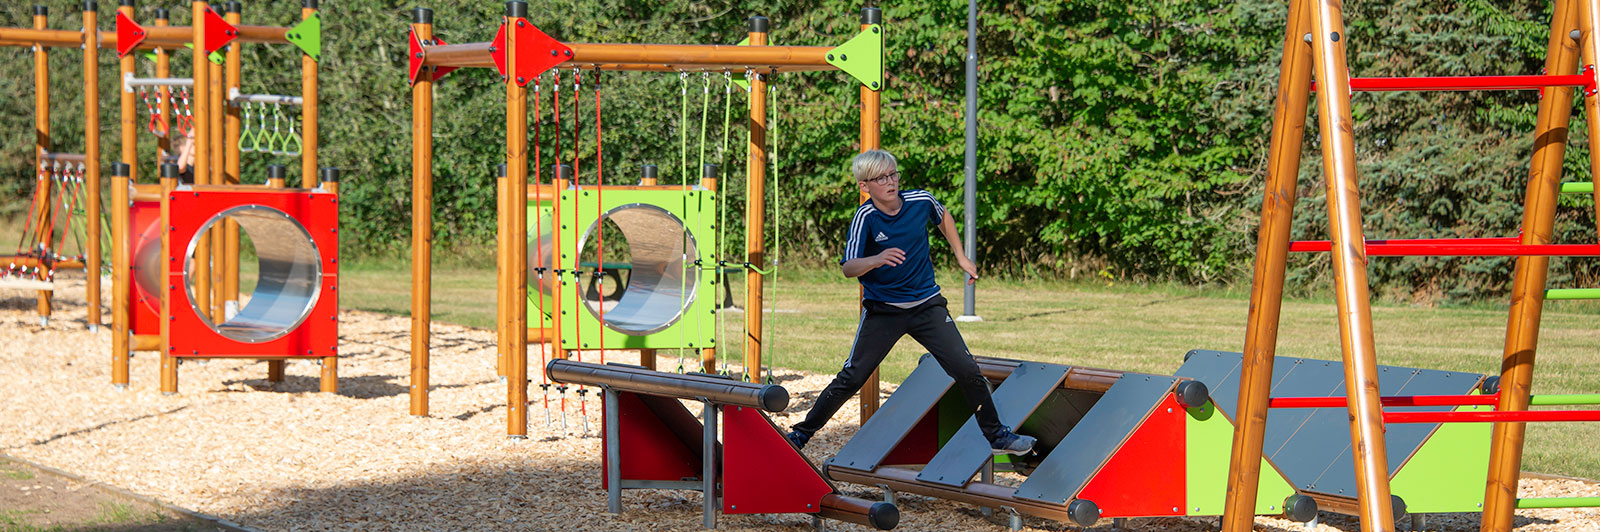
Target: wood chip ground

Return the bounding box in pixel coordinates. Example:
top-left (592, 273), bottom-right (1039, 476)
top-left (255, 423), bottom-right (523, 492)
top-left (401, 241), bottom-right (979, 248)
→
top-left (2, 278), bottom-right (1597, 531)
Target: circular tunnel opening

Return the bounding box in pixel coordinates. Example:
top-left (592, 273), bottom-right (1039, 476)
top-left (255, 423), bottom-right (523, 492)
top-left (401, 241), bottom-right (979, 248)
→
top-left (531, 203), bottom-right (699, 336)
top-left (179, 205), bottom-right (323, 343)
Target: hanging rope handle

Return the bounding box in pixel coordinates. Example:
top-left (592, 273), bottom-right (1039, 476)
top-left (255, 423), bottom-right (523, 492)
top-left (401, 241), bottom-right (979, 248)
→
top-left (284, 110), bottom-right (303, 157)
top-left (175, 87), bottom-right (196, 137)
top-left (237, 102), bottom-right (255, 153)
top-left (267, 104), bottom-right (285, 156)
top-left (139, 87), bottom-right (160, 135)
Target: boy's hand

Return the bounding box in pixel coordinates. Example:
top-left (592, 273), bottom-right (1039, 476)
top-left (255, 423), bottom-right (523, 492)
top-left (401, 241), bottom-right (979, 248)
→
top-left (958, 257), bottom-right (978, 284)
top-left (876, 248), bottom-right (906, 268)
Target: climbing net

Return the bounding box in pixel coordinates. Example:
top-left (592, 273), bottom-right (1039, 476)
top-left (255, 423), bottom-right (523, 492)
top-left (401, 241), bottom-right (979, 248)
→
top-left (4, 158), bottom-right (92, 285)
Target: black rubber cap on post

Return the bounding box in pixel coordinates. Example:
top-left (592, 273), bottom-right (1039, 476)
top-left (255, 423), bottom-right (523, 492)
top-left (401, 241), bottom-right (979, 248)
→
top-left (506, 1), bottom-right (527, 18)
top-left (83, 1), bottom-right (98, 12)
top-left (748, 16), bottom-right (769, 33)
top-left (1066, 499), bottom-right (1099, 527)
top-left (1174, 380), bottom-right (1209, 409)
top-left (641, 164), bottom-right (657, 179)
top-left (1392, 495), bottom-right (1408, 520)
top-left (867, 501), bottom-right (899, 530)
top-left (1481, 376), bottom-right (1501, 395)
top-left (155, 7), bottom-right (168, 19)
top-left (302, 0), bottom-right (318, 8)
top-left (111, 162), bottom-right (130, 177)
top-left (119, 0), bottom-right (135, 8)
top-left (552, 164), bottom-right (571, 180)
top-left (702, 163), bottom-right (719, 179)
top-left (266, 164), bottom-right (287, 180)
top-left (34, 6), bottom-right (47, 16)
top-left (319, 167), bottom-right (340, 183)
top-left (226, 1), bottom-right (241, 13)
top-left (160, 163), bottom-right (179, 178)
top-left (412, 7), bottom-right (432, 24)
top-left (862, 7), bottom-right (882, 24)
top-left (756, 384), bottom-right (789, 412)
top-left (1284, 494), bottom-right (1318, 522)
top-left (496, 164), bottom-right (507, 178)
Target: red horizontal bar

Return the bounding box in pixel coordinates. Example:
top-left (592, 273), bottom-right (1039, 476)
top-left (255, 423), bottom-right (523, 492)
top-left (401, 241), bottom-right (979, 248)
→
top-left (1288, 237), bottom-right (1600, 256)
top-left (1270, 394), bottom-right (1498, 409)
top-left (1385, 410), bottom-right (1600, 424)
top-left (1350, 75), bottom-right (1593, 92)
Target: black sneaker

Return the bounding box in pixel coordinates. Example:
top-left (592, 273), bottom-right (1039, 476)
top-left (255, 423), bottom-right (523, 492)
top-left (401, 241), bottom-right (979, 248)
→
top-left (785, 430), bottom-right (811, 451)
top-left (990, 427), bottom-right (1036, 456)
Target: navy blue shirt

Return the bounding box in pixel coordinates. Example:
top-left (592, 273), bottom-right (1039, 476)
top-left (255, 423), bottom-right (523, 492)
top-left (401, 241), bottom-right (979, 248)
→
top-left (841, 190), bottom-right (948, 303)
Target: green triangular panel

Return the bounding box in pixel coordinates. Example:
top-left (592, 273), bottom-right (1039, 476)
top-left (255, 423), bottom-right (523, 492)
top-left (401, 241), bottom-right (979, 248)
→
top-left (732, 37), bottom-right (751, 92)
top-left (182, 43), bottom-right (224, 65)
top-left (531, 187), bottom-right (718, 350)
top-left (1389, 402), bottom-right (1493, 513)
top-left (286, 14), bottom-right (322, 62)
top-left (1185, 401), bottom-right (1298, 516)
top-left (826, 24), bottom-right (883, 90)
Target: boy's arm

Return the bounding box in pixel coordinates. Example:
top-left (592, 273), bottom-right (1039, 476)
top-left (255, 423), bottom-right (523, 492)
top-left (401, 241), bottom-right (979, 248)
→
top-left (842, 249), bottom-right (905, 278)
top-left (938, 209), bottom-right (978, 284)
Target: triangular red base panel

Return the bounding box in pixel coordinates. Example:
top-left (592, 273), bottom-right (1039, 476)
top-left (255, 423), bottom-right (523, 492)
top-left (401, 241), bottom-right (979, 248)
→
top-left (490, 18), bottom-right (573, 86)
top-left (722, 405), bottom-right (832, 514)
top-left (1075, 393), bottom-right (1186, 518)
top-left (202, 8), bottom-right (237, 54)
top-left (602, 392), bottom-right (702, 490)
top-left (115, 12), bottom-right (146, 58)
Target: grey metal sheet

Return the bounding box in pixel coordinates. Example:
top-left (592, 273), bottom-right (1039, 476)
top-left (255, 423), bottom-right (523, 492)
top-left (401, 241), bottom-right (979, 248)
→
top-left (1296, 364), bottom-right (1414, 495)
top-left (826, 356), bottom-right (954, 472)
top-left (1259, 358), bottom-right (1339, 461)
top-left (1306, 366), bottom-right (1483, 496)
top-left (1013, 375), bottom-right (1179, 505)
top-left (1262, 360), bottom-right (1348, 488)
top-left (916, 362), bottom-right (1069, 487)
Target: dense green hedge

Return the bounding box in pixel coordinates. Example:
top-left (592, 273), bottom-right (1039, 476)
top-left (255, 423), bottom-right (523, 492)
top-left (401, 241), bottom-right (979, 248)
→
top-left (2, 0), bottom-right (1597, 302)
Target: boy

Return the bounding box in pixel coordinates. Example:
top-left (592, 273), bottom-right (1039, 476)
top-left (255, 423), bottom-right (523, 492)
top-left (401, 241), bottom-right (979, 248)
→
top-left (786, 149), bottom-right (1035, 455)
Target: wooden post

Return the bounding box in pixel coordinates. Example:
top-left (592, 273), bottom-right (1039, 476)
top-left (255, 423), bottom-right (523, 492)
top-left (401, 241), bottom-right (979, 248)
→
top-left (1305, 2), bottom-right (1394, 529)
top-left (498, 162), bottom-right (509, 378)
top-left (409, 7), bottom-right (434, 417)
top-left (699, 164), bottom-right (718, 373)
top-left (223, 1), bottom-right (241, 319)
top-left (155, 10), bottom-right (170, 162)
top-left (119, 2), bottom-right (136, 188)
top-left (319, 167), bottom-right (339, 393)
top-left (111, 162), bottom-right (130, 389)
top-left (84, 1), bottom-right (102, 332)
top-left (1481, 2), bottom-right (1583, 530)
top-left (1220, 0), bottom-right (1312, 529)
top-left (33, 5), bottom-right (51, 325)
top-left (159, 162), bottom-right (179, 394)
top-left (744, 16), bottom-right (769, 383)
top-left (207, 10), bottom-right (226, 323)
top-left (857, 7), bottom-right (883, 420)
top-left (506, 1), bottom-right (531, 439)
top-left (265, 165), bottom-right (286, 383)
top-left (301, 0), bottom-right (319, 188)
top-left (639, 166), bottom-right (657, 370)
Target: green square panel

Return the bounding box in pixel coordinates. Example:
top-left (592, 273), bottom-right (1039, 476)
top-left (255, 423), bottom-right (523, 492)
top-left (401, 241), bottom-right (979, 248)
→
top-left (529, 186), bottom-right (718, 350)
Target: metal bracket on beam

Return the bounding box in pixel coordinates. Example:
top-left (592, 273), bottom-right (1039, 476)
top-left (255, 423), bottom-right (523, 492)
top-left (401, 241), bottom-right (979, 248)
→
top-left (825, 24), bottom-right (883, 90)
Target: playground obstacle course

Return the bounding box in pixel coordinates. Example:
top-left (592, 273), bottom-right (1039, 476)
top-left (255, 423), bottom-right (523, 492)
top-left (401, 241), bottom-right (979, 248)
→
top-left (547, 359), bottom-right (898, 530)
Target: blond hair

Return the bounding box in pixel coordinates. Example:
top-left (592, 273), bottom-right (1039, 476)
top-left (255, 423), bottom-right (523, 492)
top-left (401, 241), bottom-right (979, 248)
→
top-left (851, 149), bottom-right (897, 182)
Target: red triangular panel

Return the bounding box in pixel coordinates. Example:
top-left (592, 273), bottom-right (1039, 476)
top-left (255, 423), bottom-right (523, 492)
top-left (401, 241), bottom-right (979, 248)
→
top-left (1075, 394), bottom-right (1187, 518)
top-left (880, 407), bottom-right (941, 466)
top-left (601, 392), bottom-right (700, 490)
top-left (115, 12), bottom-right (146, 58)
top-left (489, 23), bottom-right (508, 79)
top-left (722, 405), bottom-right (832, 514)
top-left (407, 29), bottom-right (424, 84)
top-left (431, 37), bottom-right (459, 81)
top-left (201, 8), bottom-right (237, 54)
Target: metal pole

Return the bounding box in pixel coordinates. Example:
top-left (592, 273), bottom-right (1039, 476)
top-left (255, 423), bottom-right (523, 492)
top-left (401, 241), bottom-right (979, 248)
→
top-left (702, 399), bottom-right (718, 529)
top-left (410, 7), bottom-right (434, 417)
top-left (958, 0), bottom-right (981, 322)
top-left (605, 387), bottom-right (622, 514)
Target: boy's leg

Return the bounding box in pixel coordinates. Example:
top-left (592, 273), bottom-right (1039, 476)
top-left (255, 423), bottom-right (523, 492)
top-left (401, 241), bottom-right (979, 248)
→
top-left (908, 295), bottom-right (1008, 441)
top-left (791, 304), bottom-right (906, 437)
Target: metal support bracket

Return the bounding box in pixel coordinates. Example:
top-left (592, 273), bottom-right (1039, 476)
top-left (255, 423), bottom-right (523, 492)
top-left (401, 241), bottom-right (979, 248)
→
top-left (1003, 506), bottom-right (1022, 531)
top-left (825, 24), bottom-right (883, 90)
top-left (286, 13), bottom-right (321, 62)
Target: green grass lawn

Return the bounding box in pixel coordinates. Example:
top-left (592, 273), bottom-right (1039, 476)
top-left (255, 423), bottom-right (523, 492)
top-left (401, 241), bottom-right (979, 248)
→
top-left (345, 259), bottom-right (1600, 479)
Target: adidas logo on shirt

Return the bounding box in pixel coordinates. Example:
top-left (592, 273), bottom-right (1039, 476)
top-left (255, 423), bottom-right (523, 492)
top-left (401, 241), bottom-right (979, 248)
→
top-left (875, 232), bottom-right (889, 242)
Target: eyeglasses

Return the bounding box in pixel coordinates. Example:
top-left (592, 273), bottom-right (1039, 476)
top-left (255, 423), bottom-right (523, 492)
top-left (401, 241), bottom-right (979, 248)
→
top-left (862, 171), bottom-right (900, 186)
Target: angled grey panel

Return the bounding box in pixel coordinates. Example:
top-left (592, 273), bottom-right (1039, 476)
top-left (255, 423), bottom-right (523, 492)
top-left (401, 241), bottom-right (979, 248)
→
top-left (826, 356), bottom-right (955, 472)
top-left (1175, 350), bottom-right (1243, 413)
top-left (1298, 365), bottom-right (1415, 495)
top-left (1306, 366), bottom-right (1485, 496)
top-left (1013, 375), bottom-right (1179, 505)
top-left (916, 363), bottom-right (1069, 487)
top-left (1262, 359), bottom-right (1348, 489)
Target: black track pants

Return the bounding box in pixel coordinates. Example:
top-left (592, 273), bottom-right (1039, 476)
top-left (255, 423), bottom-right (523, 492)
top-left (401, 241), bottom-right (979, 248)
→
top-left (791, 294), bottom-right (1006, 441)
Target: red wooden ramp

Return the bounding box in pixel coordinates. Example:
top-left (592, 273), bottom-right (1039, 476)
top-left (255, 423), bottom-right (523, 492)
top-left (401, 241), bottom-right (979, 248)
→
top-left (548, 360), bottom-right (898, 530)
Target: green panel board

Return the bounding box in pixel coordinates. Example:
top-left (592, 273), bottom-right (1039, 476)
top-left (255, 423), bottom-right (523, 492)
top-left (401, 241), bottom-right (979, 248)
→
top-left (1184, 400), bottom-right (1297, 516)
top-left (530, 186), bottom-right (718, 350)
top-left (286, 14), bottom-right (322, 62)
top-left (1388, 402), bottom-right (1492, 513)
top-left (825, 25), bottom-right (884, 90)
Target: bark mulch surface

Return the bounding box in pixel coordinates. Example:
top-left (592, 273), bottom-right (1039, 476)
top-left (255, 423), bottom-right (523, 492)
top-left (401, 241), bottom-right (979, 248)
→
top-left (2, 278), bottom-right (1598, 531)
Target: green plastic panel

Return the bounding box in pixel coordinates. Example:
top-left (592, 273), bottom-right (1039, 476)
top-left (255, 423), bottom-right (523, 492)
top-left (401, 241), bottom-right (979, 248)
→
top-left (182, 43), bottom-right (225, 65)
top-left (1388, 402), bottom-right (1493, 513)
top-left (826, 24), bottom-right (883, 90)
top-left (530, 187), bottom-right (717, 350)
top-left (1184, 400), bottom-right (1297, 516)
top-left (1561, 182), bottom-right (1594, 194)
top-left (286, 14), bottom-right (322, 62)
